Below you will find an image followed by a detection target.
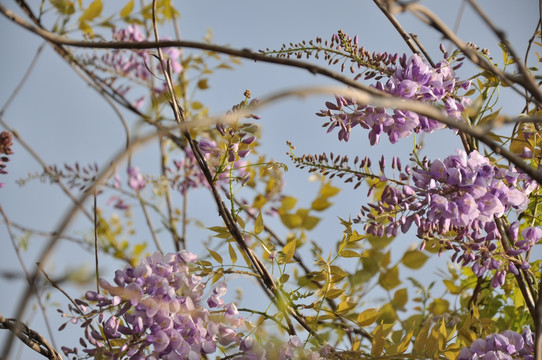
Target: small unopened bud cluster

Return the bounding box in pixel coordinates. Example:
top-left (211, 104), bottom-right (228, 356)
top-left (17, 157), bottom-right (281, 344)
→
top-left (0, 131), bottom-right (14, 189)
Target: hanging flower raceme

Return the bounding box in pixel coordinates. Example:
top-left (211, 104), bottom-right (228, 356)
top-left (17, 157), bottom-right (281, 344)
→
top-left (318, 51), bottom-right (471, 145)
top-left (60, 251), bottom-right (243, 359)
top-left (360, 149), bottom-right (538, 287)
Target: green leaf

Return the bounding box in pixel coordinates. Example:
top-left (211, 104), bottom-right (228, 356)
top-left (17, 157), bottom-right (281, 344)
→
top-left (379, 265), bottom-right (401, 290)
top-left (120, 0), bottom-right (134, 17)
top-left (79, 0), bottom-right (103, 22)
top-left (206, 248), bottom-right (223, 264)
top-left (254, 211), bottom-right (264, 235)
top-left (282, 239), bottom-right (296, 262)
top-left (357, 307), bottom-right (380, 326)
top-left (401, 249), bottom-right (428, 269)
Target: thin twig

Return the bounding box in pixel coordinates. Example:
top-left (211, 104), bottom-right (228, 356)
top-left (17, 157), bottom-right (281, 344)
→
top-left (405, 2), bottom-right (542, 106)
top-left (0, 204), bottom-right (58, 350)
top-left (0, 42), bottom-right (44, 117)
top-left (372, 0), bottom-right (421, 57)
top-left (0, 3), bottom-right (386, 99)
top-left (467, 0), bottom-right (541, 98)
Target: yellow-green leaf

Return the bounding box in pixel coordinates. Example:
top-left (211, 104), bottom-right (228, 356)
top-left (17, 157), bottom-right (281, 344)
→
top-left (324, 288), bottom-right (344, 300)
top-left (413, 320), bottom-right (432, 353)
top-left (330, 265), bottom-right (348, 283)
top-left (443, 279), bottom-right (461, 294)
top-left (208, 226), bottom-right (231, 239)
top-left (282, 239), bottom-right (296, 263)
top-left (379, 265), bottom-right (401, 290)
top-left (228, 243), bottom-right (237, 264)
top-left (281, 196), bottom-right (297, 211)
top-left (380, 250), bottom-right (391, 268)
top-left (197, 78), bottom-right (209, 90)
top-left (357, 307), bottom-right (380, 326)
top-left (428, 298), bottom-right (449, 316)
top-left (236, 215), bottom-right (245, 229)
top-left (371, 324), bottom-right (387, 357)
top-left (254, 211), bottom-right (264, 235)
top-left (392, 288), bottom-right (408, 310)
top-left (402, 249), bottom-right (429, 269)
top-left (50, 0), bottom-right (75, 15)
top-left (336, 301), bottom-right (356, 314)
top-left (301, 215), bottom-right (320, 230)
top-left (396, 326), bottom-right (415, 354)
top-left (79, 0), bottom-right (103, 22)
top-left (321, 182), bottom-right (340, 197)
top-left (311, 196), bottom-right (332, 211)
top-left (207, 248), bottom-right (223, 264)
top-left (78, 21), bottom-right (92, 34)
top-left (120, 0), bottom-right (134, 17)
top-left (191, 101), bottom-right (204, 110)
top-left (340, 249), bottom-right (360, 258)
top-left (279, 213), bottom-right (303, 229)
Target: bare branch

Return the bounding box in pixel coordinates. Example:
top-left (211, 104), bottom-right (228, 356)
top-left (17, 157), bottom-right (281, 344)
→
top-left (0, 313), bottom-right (62, 360)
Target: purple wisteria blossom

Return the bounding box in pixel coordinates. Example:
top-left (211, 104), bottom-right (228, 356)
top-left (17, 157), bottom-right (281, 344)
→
top-left (61, 251), bottom-right (243, 359)
top-left (318, 52), bottom-right (471, 145)
top-left (458, 327), bottom-right (534, 360)
top-left (127, 167), bottom-right (146, 191)
top-left (360, 149), bottom-right (538, 287)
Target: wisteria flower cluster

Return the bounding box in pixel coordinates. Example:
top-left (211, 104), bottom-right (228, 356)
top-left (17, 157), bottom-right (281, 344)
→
top-left (167, 98), bottom-right (258, 194)
top-left (458, 327), bottom-right (534, 360)
top-left (360, 149), bottom-right (538, 286)
top-left (318, 50), bottom-right (471, 144)
top-left (0, 130), bottom-right (14, 189)
top-left (167, 137), bottom-right (250, 195)
top-left (61, 251), bottom-right (242, 360)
